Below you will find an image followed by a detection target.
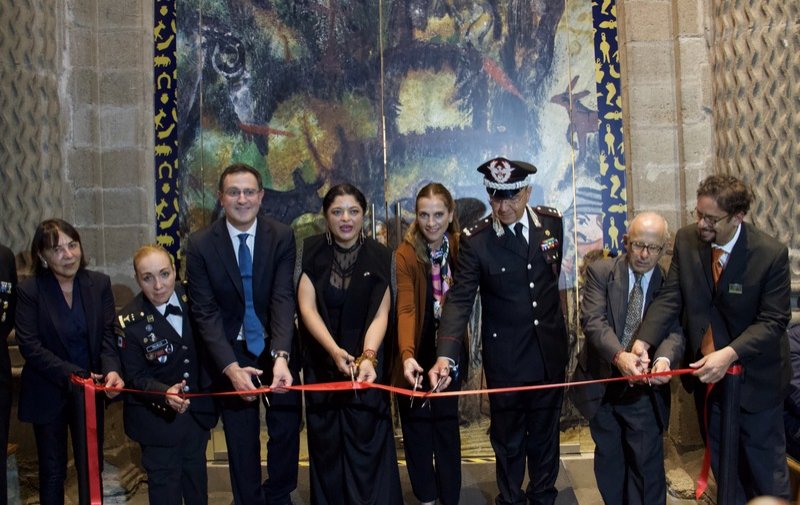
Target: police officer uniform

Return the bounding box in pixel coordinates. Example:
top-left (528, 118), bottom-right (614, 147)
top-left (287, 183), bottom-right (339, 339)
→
top-left (117, 284), bottom-right (217, 505)
top-left (437, 158), bottom-right (568, 505)
top-left (0, 244), bottom-right (16, 505)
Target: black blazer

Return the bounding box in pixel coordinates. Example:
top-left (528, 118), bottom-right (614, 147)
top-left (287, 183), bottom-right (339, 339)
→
top-left (0, 245), bottom-right (17, 390)
top-left (638, 222), bottom-right (791, 412)
top-left (438, 207), bottom-right (568, 384)
top-left (185, 216), bottom-right (297, 371)
top-left (15, 269), bottom-right (121, 423)
top-left (117, 285), bottom-right (217, 446)
top-left (573, 254), bottom-right (684, 423)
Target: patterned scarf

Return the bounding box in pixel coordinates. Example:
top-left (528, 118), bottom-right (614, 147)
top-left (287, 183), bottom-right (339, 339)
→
top-left (427, 234), bottom-right (451, 319)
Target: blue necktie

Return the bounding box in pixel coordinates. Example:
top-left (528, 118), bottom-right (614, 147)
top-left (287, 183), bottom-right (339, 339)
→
top-left (238, 233), bottom-right (265, 356)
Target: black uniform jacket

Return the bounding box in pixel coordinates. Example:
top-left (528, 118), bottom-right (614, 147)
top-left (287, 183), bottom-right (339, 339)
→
top-left (15, 269), bottom-right (121, 423)
top-left (117, 286), bottom-right (217, 446)
top-left (437, 207), bottom-right (568, 384)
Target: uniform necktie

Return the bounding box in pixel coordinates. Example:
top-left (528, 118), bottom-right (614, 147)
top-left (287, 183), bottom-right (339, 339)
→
top-left (700, 247), bottom-right (725, 355)
top-left (513, 222), bottom-right (528, 253)
top-left (238, 233), bottom-right (265, 356)
top-left (164, 304), bottom-right (182, 317)
top-left (620, 273), bottom-right (643, 350)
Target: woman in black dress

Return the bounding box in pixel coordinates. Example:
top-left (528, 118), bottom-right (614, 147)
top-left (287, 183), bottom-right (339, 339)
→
top-left (297, 183), bottom-right (402, 505)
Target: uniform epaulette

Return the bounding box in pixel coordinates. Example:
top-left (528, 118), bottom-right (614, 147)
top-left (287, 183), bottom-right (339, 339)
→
top-left (462, 217), bottom-right (492, 237)
top-left (534, 205), bottom-right (561, 218)
top-left (117, 310), bottom-right (147, 330)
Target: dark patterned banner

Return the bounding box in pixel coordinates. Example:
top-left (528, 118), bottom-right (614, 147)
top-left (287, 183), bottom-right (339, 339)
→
top-left (153, 0), bottom-right (180, 262)
top-left (592, 0), bottom-right (627, 256)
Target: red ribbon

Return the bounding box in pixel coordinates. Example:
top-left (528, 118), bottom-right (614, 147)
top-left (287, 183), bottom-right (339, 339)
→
top-left (695, 363), bottom-right (743, 500)
top-left (72, 366), bottom-right (723, 504)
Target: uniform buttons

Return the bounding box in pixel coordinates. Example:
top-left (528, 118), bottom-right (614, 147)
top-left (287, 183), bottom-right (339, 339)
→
top-left (532, 301), bottom-right (538, 308)
top-left (182, 345), bottom-right (188, 350)
top-left (184, 358), bottom-right (190, 364)
top-left (492, 332), bottom-right (497, 338)
top-left (183, 385), bottom-right (190, 392)
top-left (501, 267), bottom-right (506, 272)
top-left (527, 264), bottom-right (531, 270)
top-left (529, 282), bottom-right (534, 288)
top-left (534, 320), bottom-right (539, 326)
top-left (183, 372), bottom-right (190, 379)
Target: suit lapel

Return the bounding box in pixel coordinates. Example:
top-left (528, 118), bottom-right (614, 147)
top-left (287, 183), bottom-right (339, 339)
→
top-left (253, 218), bottom-right (270, 293)
top-left (526, 211), bottom-right (543, 261)
top-left (609, 256), bottom-right (629, 334)
top-left (714, 224), bottom-right (748, 301)
top-left (644, 266), bottom-right (663, 309)
top-left (38, 273), bottom-right (71, 350)
top-left (211, 218), bottom-right (244, 301)
top-left (77, 270), bottom-right (100, 356)
top-left (697, 235), bottom-right (715, 296)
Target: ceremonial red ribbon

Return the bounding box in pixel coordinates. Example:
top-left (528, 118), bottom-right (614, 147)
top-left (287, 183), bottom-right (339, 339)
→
top-left (695, 363), bottom-right (743, 500)
top-left (72, 367), bottom-right (714, 504)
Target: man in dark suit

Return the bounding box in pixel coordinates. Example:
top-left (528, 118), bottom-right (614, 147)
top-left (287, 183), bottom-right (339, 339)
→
top-left (576, 212), bottom-right (683, 505)
top-left (186, 164), bottom-right (301, 505)
top-left (0, 244), bottom-right (16, 505)
top-left (429, 157), bottom-right (568, 505)
top-left (117, 245), bottom-right (217, 505)
top-left (635, 174), bottom-right (791, 502)
top-left (784, 308), bottom-right (800, 461)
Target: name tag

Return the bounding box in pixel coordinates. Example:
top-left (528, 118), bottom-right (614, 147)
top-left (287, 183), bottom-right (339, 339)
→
top-left (728, 283), bottom-right (742, 295)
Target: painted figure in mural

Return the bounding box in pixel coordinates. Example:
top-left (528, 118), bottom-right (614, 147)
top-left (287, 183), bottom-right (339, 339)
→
top-left (0, 243), bottom-right (16, 505)
top-left (393, 182), bottom-right (467, 505)
top-left (185, 164), bottom-right (301, 505)
top-left (574, 212), bottom-right (683, 505)
top-left (636, 175), bottom-right (792, 503)
top-left (428, 158), bottom-right (568, 505)
top-left (117, 245), bottom-right (217, 505)
top-left (15, 219), bottom-right (124, 505)
top-left (297, 184), bottom-right (402, 505)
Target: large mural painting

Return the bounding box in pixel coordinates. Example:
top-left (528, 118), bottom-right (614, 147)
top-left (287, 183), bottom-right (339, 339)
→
top-left (158, 0), bottom-right (627, 424)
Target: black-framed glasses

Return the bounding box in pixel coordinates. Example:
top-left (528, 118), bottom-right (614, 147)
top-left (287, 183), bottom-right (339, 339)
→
top-left (691, 208), bottom-right (729, 226)
top-left (223, 188), bottom-right (260, 198)
top-left (629, 241), bottom-right (663, 254)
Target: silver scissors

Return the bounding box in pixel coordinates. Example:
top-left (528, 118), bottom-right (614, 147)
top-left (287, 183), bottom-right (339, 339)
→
top-left (349, 361), bottom-right (358, 399)
top-left (253, 375), bottom-right (270, 407)
top-left (409, 372), bottom-right (421, 408)
top-left (421, 374), bottom-right (448, 409)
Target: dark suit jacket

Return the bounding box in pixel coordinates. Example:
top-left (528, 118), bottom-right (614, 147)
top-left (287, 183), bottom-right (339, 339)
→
top-left (0, 245), bottom-right (16, 390)
top-left (15, 269), bottom-right (121, 423)
top-left (638, 222), bottom-right (791, 413)
top-left (438, 207), bottom-right (568, 384)
top-left (185, 216), bottom-right (296, 372)
top-left (117, 285), bottom-right (217, 447)
top-left (574, 254), bottom-right (684, 423)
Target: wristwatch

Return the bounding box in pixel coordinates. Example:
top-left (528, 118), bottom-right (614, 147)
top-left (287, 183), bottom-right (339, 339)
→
top-left (270, 349), bottom-right (290, 363)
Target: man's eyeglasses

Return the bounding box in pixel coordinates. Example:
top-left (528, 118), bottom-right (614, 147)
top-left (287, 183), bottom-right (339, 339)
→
top-left (691, 208), bottom-right (729, 226)
top-left (629, 241), bottom-right (663, 254)
top-left (489, 192), bottom-right (526, 205)
top-left (223, 188), bottom-right (260, 198)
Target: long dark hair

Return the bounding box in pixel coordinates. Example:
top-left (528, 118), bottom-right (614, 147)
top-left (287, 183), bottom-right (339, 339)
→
top-left (30, 219), bottom-right (87, 276)
top-left (404, 182), bottom-right (460, 264)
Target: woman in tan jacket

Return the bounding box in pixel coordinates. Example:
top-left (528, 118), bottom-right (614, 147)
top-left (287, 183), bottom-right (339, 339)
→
top-left (395, 182), bottom-right (467, 505)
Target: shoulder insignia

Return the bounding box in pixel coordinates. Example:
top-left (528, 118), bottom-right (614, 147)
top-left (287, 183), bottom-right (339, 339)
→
top-left (534, 205), bottom-right (562, 218)
top-left (462, 217), bottom-right (491, 238)
top-left (117, 310), bottom-right (146, 330)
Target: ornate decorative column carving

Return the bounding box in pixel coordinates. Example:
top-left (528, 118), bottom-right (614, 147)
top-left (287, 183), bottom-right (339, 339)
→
top-left (711, 1), bottom-right (800, 288)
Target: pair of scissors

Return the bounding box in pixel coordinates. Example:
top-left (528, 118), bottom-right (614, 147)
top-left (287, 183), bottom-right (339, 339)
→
top-left (253, 375), bottom-right (270, 407)
top-left (348, 361), bottom-right (359, 399)
top-left (409, 372), bottom-right (422, 408)
top-left (421, 374), bottom-right (448, 409)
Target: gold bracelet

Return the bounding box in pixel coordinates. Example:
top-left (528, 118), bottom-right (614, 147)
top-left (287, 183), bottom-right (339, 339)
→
top-left (354, 349), bottom-right (378, 369)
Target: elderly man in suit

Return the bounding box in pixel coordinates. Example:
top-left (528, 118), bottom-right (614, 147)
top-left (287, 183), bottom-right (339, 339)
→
top-left (429, 157), bottom-right (568, 505)
top-left (576, 212), bottom-right (683, 505)
top-left (186, 163), bottom-right (301, 505)
top-left (635, 174), bottom-right (791, 502)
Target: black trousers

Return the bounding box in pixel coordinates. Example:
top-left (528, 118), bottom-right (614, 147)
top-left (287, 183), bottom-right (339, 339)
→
top-left (140, 417), bottom-right (210, 505)
top-left (221, 343), bottom-right (302, 505)
top-left (488, 385), bottom-right (563, 505)
top-left (397, 379), bottom-right (462, 504)
top-left (32, 391), bottom-right (104, 505)
top-left (589, 390), bottom-right (665, 505)
top-left (694, 384), bottom-right (790, 504)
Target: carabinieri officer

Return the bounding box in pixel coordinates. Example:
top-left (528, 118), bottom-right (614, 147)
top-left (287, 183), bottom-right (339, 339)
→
top-left (117, 245), bottom-right (217, 505)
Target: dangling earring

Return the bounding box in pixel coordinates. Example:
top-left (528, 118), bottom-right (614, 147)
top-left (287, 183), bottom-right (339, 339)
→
top-left (360, 227), bottom-right (366, 244)
top-left (325, 229), bottom-right (332, 245)
top-left (42, 259), bottom-right (48, 268)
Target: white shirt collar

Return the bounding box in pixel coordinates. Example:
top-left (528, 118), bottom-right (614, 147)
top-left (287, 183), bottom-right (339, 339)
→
top-left (226, 219), bottom-right (257, 242)
top-left (714, 222), bottom-right (741, 255)
top-left (155, 291), bottom-right (181, 316)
